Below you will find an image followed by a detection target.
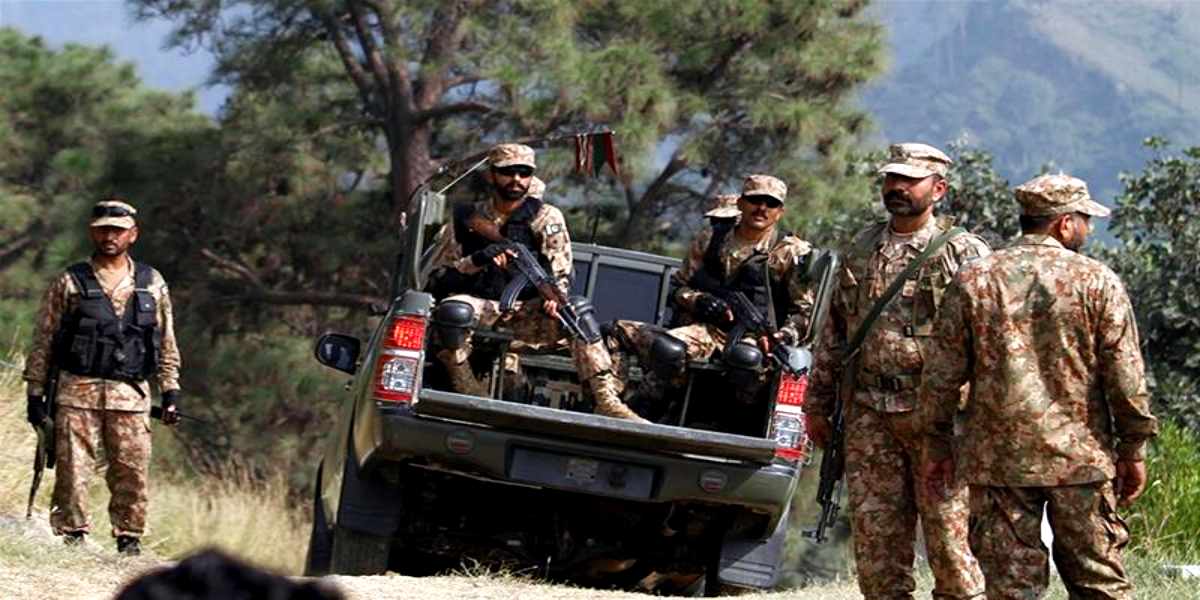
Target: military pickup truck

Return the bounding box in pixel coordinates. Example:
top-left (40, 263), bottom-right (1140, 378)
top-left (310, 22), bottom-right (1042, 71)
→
top-left (303, 183), bottom-right (836, 595)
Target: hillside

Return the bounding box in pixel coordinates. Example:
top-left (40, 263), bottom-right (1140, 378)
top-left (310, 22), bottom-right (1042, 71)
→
top-left (863, 0), bottom-right (1200, 201)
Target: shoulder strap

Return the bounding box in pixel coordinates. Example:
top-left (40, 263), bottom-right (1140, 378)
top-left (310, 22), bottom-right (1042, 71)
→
top-left (842, 226), bottom-right (965, 363)
top-left (703, 222), bottom-right (736, 280)
top-left (133, 262), bottom-right (154, 289)
top-left (67, 262), bottom-right (103, 299)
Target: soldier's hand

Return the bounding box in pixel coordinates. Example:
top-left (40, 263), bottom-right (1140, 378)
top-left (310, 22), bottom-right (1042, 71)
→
top-left (694, 294), bottom-right (732, 326)
top-left (806, 413), bottom-right (831, 449)
top-left (1114, 459), bottom-right (1147, 507)
top-left (920, 458), bottom-right (956, 500)
top-left (161, 390), bottom-right (182, 427)
top-left (541, 299), bottom-right (560, 319)
top-left (26, 395), bottom-right (48, 427)
top-left (469, 244), bottom-right (510, 268)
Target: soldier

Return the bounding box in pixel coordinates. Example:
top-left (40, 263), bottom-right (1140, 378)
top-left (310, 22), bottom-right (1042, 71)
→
top-left (704, 193), bottom-right (741, 227)
top-left (919, 174), bottom-right (1158, 600)
top-left (606, 175), bottom-right (816, 418)
top-left (806, 144), bottom-right (987, 600)
top-left (22, 199), bottom-right (182, 556)
top-left (425, 143), bottom-right (644, 422)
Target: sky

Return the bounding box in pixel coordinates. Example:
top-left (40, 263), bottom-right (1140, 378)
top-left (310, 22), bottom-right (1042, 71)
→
top-left (0, 0), bottom-right (226, 114)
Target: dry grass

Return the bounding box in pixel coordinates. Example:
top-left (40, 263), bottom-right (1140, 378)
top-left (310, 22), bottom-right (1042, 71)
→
top-left (0, 351), bottom-right (308, 574)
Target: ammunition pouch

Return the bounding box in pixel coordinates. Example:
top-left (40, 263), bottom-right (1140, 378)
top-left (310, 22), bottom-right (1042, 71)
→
top-left (433, 300), bottom-right (475, 350)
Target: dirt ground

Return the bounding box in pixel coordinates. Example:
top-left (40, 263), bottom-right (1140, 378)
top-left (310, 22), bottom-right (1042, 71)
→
top-left (0, 511), bottom-right (860, 600)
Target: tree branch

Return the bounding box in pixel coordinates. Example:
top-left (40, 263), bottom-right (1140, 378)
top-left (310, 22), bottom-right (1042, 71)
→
top-left (346, 0), bottom-right (395, 99)
top-left (199, 247), bottom-right (264, 288)
top-left (413, 100), bottom-right (502, 124)
top-left (316, 11), bottom-right (379, 119)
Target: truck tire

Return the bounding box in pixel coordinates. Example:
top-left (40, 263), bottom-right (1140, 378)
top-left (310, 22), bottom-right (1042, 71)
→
top-left (331, 523), bottom-right (392, 575)
top-left (303, 464), bottom-right (333, 576)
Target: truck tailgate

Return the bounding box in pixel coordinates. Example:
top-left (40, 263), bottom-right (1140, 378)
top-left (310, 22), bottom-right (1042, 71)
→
top-left (414, 389), bottom-right (778, 464)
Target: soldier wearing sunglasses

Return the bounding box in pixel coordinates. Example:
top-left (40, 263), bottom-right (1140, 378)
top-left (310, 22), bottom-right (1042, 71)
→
top-left (425, 143), bottom-right (644, 421)
top-left (605, 174), bottom-right (818, 420)
top-left (22, 199), bottom-right (183, 556)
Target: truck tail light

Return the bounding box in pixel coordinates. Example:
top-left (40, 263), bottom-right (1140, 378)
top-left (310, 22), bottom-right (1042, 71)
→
top-left (373, 314), bottom-right (427, 403)
top-left (770, 372), bottom-right (810, 462)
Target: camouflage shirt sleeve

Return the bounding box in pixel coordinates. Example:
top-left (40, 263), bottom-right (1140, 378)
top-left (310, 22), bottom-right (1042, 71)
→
top-left (22, 272), bottom-right (72, 397)
top-left (152, 270), bottom-right (182, 393)
top-left (919, 273), bottom-right (973, 464)
top-left (533, 204), bottom-right (572, 294)
top-left (671, 227), bottom-right (714, 312)
top-left (1096, 270), bottom-right (1158, 460)
top-left (427, 221), bottom-right (486, 279)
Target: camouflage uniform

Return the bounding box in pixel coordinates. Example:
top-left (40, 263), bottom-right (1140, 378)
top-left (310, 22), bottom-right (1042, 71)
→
top-left (427, 144), bottom-right (638, 420)
top-left (23, 207), bottom-right (181, 540)
top-left (607, 175), bottom-right (816, 406)
top-left (808, 145), bottom-right (987, 600)
top-left (920, 174), bottom-right (1158, 600)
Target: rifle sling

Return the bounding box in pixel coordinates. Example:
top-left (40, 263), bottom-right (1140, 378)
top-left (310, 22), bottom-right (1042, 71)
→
top-left (841, 225), bottom-right (964, 366)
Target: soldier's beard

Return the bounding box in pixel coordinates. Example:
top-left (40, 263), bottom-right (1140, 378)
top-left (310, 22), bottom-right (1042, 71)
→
top-left (883, 189), bottom-right (934, 217)
top-left (493, 180), bottom-right (528, 202)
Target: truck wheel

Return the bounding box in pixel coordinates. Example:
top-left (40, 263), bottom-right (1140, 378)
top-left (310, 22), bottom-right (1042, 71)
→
top-left (303, 464), bottom-right (333, 576)
top-left (331, 524), bottom-right (392, 575)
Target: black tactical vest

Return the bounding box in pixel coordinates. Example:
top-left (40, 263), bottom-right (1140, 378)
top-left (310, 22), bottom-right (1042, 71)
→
top-left (702, 223), bottom-right (793, 329)
top-left (53, 261), bottom-right (160, 381)
top-left (446, 198), bottom-right (551, 301)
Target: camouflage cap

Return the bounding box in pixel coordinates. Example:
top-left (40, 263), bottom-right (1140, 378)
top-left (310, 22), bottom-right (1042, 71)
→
top-left (878, 143), bottom-right (952, 179)
top-left (488, 143), bottom-right (536, 169)
top-left (704, 193), bottom-right (741, 218)
top-left (742, 174), bottom-right (787, 203)
top-left (526, 176), bottom-right (546, 200)
top-left (1014, 173), bottom-right (1111, 217)
top-left (90, 199), bottom-right (137, 229)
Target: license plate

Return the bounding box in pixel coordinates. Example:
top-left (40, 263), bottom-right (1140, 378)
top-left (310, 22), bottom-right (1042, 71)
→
top-left (510, 448), bottom-right (655, 500)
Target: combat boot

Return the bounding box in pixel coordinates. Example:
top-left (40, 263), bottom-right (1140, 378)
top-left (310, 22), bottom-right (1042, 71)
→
top-left (117, 535), bottom-right (141, 556)
top-left (445, 360), bottom-right (489, 397)
top-left (590, 373), bottom-right (649, 423)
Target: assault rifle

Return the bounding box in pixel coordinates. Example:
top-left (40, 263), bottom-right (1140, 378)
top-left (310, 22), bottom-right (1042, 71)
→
top-left (27, 365), bottom-right (59, 519)
top-left (464, 212), bottom-right (603, 345)
top-left (807, 355), bottom-right (851, 543)
top-left (687, 270), bottom-right (800, 376)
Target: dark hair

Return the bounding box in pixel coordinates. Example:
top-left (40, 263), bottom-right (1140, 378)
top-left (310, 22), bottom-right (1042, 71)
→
top-left (1019, 212), bottom-right (1068, 234)
top-left (115, 549), bottom-right (344, 600)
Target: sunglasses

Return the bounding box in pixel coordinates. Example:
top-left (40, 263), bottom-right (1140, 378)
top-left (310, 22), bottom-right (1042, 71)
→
top-left (92, 205), bottom-right (136, 218)
top-left (742, 195), bottom-right (783, 209)
top-left (493, 165), bottom-right (534, 178)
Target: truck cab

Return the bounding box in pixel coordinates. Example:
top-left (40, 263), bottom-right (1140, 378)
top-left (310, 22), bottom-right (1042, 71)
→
top-left (304, 186), bottom-right (834, 595)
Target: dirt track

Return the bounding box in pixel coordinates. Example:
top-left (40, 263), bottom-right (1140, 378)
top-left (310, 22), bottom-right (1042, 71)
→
top-left (0, 511), bottom-right (860, 600)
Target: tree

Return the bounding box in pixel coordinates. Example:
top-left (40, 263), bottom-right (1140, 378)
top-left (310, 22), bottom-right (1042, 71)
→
top-left (0, 27), bottom-right (212, 285)
top-left (1102, 138), bottom-right (1200, 431)
top-left (132, 0), bottom-right (885, 253)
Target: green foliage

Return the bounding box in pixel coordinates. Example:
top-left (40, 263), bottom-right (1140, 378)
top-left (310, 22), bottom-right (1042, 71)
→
top-left (132, 0), bottom-right (886, 250)
top-left (1102, 139), bottom-right (1200, 431)
top-left (1129, 420), bottom-right (1200, 560)
top-left (944, 142), bottom-right (1021, 247)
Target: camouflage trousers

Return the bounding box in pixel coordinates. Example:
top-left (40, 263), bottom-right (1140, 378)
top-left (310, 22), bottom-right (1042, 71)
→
top-left (605, 320), bottom-right (724, 389)
top-left (435, 294), bottom-right (613, 387)
top-left (844, 402), bottom-right (984, 600)
top-left (51, 405), bottom-right (151, 538)
top-left (969, 482), bottom-right (1131, 600)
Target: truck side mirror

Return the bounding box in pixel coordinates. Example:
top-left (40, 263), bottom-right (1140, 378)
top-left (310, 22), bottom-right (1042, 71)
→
top-left (315, 333), bottom-right (361, 375)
